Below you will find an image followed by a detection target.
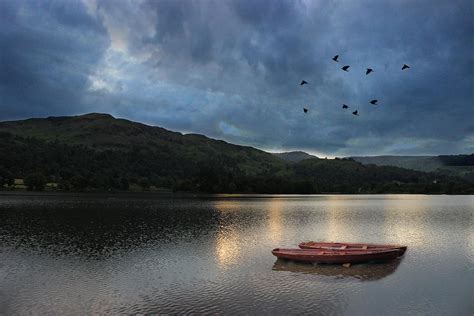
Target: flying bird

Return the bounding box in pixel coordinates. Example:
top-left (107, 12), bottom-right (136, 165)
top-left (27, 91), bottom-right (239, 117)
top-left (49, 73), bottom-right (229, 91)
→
top-left (342, 104), bottom-right (349, 109)
top-left (366, 68), bottom-right (373, 75)
top-left (300, 80), bottom-right (308, 85)
top-left (332, 55), bottom-right (339, 62)
top-left (341, 65), bottom-right (350, 72)
top-left (370, 99), bottom-right (378, 105)
top-left (352, 110), bottom-right (359, 116)
top-left (303, 108), bottom-right (308, 113)
top-left (402, 64), bottom-right (410, 70)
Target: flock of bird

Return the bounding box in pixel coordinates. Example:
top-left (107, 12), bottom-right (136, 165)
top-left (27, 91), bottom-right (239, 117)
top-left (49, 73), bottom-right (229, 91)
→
top-left (300, 55), bottom-right (410, 117)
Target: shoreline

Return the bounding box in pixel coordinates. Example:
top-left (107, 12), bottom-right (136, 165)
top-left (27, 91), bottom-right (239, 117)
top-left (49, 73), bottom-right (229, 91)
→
top-left (0, 190), bottom-right (472, 197)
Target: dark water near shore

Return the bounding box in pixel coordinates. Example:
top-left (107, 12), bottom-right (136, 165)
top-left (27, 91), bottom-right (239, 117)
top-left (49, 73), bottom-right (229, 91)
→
top-left (0, 193), bottom-right (473, 315)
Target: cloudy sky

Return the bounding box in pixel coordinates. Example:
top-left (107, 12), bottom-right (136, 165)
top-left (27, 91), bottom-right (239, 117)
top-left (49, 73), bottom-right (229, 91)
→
top-left (1, 0), bottom-right (472, 156)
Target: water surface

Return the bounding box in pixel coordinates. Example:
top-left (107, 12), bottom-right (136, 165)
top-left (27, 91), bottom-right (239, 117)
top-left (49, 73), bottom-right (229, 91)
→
top-left (0, 193), bottom-right (473, 315)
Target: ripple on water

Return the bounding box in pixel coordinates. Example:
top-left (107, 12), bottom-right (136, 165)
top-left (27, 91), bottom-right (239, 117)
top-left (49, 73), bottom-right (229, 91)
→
top-left (0, 194), bottom-right (473, 315)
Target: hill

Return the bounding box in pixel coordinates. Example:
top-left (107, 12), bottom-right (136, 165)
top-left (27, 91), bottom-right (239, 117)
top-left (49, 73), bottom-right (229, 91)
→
top-left (0, 113), bottom-right (285, 176)
top-left (272, 151), bottom-right (318, 163)
top-left (351, 155), bottom-right (474, 182)
top-left (0, 113), bottom-right (472, 194)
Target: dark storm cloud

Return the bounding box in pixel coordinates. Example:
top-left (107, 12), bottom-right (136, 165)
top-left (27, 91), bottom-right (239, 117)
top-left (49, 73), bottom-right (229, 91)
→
top-left (0, 0), bottom-right (109, 118)
top-left (0, 0), bottom-right (472, 155)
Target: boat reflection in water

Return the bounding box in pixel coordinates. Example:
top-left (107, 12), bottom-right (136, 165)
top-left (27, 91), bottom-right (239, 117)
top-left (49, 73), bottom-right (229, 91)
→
top-left (272, 258), bottom-right (403, 281)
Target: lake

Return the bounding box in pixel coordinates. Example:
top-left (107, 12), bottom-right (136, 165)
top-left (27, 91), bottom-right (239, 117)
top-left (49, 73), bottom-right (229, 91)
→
top-left (0, 193), bottom-right (473, 315)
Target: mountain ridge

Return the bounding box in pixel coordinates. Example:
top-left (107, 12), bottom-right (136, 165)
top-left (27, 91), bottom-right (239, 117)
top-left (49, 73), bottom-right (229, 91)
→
top-left (0, 113), bottom-right (268, 153)
top-left (351, 155), bottom-right (474, 182)
top-left (272, 151), bottom-right (318, 163)
top-left (0, 113), bottom-right (472, 193)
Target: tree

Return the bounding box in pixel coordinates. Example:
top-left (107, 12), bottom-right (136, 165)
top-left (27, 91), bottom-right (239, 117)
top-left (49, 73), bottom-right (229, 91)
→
top-left (0, 167), bottom-right (14, 187)
top-left (71, 175), bottom-right (88, 190)
top-left (24, 173), bottom-right (46, 191)
top-left (120, 177), bottom-right (129, 191)
top-left (138, 177), bottom-right (150, 190)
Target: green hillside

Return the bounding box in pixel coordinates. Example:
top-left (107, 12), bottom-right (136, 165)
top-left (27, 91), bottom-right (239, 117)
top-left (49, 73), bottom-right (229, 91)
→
top-left (351, 155), bottom-right (474, 182)
top-left (0, 113), bottom-right (285, 177)
top-left (0, 114), bottom-right (471, 194)
top-left (272, 151), bottom-right (318, 163)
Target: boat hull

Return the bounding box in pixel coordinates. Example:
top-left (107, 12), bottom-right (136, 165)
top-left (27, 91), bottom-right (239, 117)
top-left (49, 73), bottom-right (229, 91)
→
top-left (299, 241), bottom-right (407, 257)
top-left (272, 248), bottom-right (400, 264)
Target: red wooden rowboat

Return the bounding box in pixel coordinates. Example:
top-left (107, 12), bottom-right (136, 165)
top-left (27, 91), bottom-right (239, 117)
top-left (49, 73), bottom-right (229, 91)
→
top-left (272, 248), bottom-right (400, 264)
top-left (298, 241), bottom-right (407, 257)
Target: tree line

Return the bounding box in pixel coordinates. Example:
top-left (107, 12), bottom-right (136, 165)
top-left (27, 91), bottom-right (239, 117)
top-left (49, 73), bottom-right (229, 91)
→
top-left (0, 132), bottom-right (472, 194)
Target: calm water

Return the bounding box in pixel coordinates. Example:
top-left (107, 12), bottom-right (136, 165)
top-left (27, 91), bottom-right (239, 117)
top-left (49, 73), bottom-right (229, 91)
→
top-left (0, 193), bottom-right (473, 315)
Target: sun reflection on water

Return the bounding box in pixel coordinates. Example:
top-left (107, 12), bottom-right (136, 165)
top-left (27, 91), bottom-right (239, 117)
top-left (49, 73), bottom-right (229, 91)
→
top-left (213, 200), bottom-right (242, 269)
top-left (321, 195), bottom-right (358, 242)
top-left (380, 195), bottom-right (431, 247)
top-left (265, 198), bottom-right (284, 244)
top-left (213, 198), bottom-right (286, 269)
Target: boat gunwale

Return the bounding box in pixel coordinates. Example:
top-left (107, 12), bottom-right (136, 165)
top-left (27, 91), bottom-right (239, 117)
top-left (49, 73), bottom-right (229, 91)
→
top-left (299, 241), bottom-right (406, 249)
top-left (271, 247), bottom-right (401, 263)
top-left (272, 248), bottom-right (400, 256)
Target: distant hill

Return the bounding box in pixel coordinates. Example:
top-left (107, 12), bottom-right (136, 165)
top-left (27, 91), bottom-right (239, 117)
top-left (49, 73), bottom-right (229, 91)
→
top-left (0, 113), bottom-right (472, 194)
top-left (351, 155), bottom-right (442, 172)
top-left (0, 113), bottom-right (284, 176)
top-left (351, 155), bottom-right (474, 182)
top-left (273, 151), bottom-right (318, 163)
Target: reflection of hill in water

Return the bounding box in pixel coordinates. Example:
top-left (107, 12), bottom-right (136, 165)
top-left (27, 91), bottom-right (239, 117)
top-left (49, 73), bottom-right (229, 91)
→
top-left (0, 195), bottom-right (226, 258)
top-left (272, 258), bottom-right (403, 281)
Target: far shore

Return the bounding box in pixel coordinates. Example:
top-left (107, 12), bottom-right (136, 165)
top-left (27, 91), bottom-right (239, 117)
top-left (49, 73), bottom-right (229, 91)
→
top-left (0, 190), bottom-right (471, 197)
